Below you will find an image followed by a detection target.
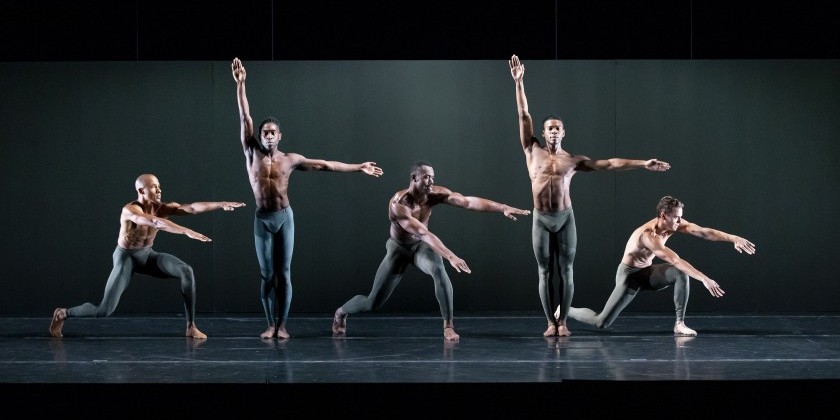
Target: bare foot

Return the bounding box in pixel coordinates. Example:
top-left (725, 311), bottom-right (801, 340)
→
top-left (443, 320), bottom-right (460, 341)
top-left (186, 324), bottom-right (207, 339)
top-left (332, 308), bottom-right (347, 335)
top-left (275, 326), bottom-right (290, 339)
top-left (543, 323), bottom-right (558, 337)
top-left (49, 308), bottom-right (66, 338)
top-left (444, 327), bottom-right (460, 341)
top-left (673, 321), bottom-right (697, 336)
top-left (260, 326), bottom-right (275, 339)
top-left (556, 324), bottom-right (572, 337)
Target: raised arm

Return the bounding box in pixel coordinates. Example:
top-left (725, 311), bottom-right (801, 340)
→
top-left (679, 220), bottom-right (756, 255)
top-left (576, 158), bottom-right (671, 173)
top-left (122, 205), bottom-right (211, 242)
top-left (442, 190), bottom-right (531, 221)
top-left (642, 233), bottom-right (724, 297)
top-left (232, 57), bottom-right (254, 150)
top-left (296, 157), bottom-right (384, 177)
top-left (391, 201), bottom-right (471, 273)
top-left (509, 54), bottom-right (536, 151)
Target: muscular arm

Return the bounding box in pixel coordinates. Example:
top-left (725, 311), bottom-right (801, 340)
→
top-left (122, 205), bottom-right (211, 242)
top-left (509, 54), bottom-right (536, 151)
top-left (391, 202), bottom-right (471, 273)
top-left (576, 158), bottom-right (671, 173)
top-left (232, 57), bottom-right (254, 150)
top-left (296, 158), bottom-right (383, 177)
top-left (680, 220), bottom-right (757, 255)
top-left (171, 201), bottom-right (247, 215)
top-left (642, 233), bottom-right (724, 297)
top-left (442, 190), bottom-right (531, 221)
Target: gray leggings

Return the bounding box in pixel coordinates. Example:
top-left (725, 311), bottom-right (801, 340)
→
top-left (254, 207), bottom-right (295, 326)
top-left (339, 238), bottom-right (455, 321)
top-left (532, 208), bottom-right (577, 323)
top-left (67, 246), bottom-right (198, 322)
top-left (568, 263), bottom-right (690, 329)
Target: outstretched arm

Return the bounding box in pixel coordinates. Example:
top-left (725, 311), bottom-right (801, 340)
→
top-left (443, 190), bottom-right (531, 221)
top-left (169, 201), bottom-right (247, 216)
top-left (510, 54), bottom-right (537, 151)
top-left (232, 57), bottom-right (254, 150)
top-left (391, 202), bottom-right (471, 273)
top-left (576, 158), bottom-right (671, 173)
top-left (643, 233), bottom-right (724, 297)
top-left (680, 220), bottom-right (756, 255)
top-left (296, 158), bottom-right (384, 177)
top-left (122, 205), bottom-right (212, 242)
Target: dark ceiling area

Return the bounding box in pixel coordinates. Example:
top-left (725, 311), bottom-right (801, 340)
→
top-left (1, 1), bottom-right (838, 62)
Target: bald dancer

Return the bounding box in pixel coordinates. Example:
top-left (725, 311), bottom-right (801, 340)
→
top-left (49, 174), bottom-right (245, 339)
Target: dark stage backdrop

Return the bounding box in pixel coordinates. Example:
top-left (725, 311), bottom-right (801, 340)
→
top-left (1, 59), bottom-right (838, 316)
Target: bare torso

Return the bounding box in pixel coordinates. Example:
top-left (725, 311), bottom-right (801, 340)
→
top-left (245, 147), bottom-right (297, 211)
top-left (621, 218), bottom-right (674, 268)
top-left (117, 201), bottom-right (170, 249)
top-left (388, 189), bottom-right (438, 244)
top-left (525, 144), bottom-right (586, 212)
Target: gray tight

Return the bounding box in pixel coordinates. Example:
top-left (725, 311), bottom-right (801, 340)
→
top-left (254, 207), bottom-right (295, 327)
top-left (339, 238), bottom-right (455, 321)
top-left (67, 246), bottom-right (197, 322)
top-left (568, 263), bottom-right (689, 329)
top-left (532, 208), bottom-right (577, 323)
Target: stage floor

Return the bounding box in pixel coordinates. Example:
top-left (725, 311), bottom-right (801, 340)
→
top-left (2, 312), bottom-right (838, 416)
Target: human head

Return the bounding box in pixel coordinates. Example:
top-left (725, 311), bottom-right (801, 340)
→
top-left (258, 117), bottom-right (281, 149)
top-left (656, 195), bottom-right (684, 217)
top-left (541, 115), bottom-right (565, 144)
top-left (410, 160), bottom-right (433, 180)
top-left (409, 160), bottom-right (435, 193)
top-left (656, 196), bottom-right (684, 232)
top-left (135, 174), bottom-right (162, 203)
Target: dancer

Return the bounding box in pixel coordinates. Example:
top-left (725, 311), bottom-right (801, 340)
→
top-left (331, 160), bottom-right (531, 341)
top-left (232, 57), bottom-right (383, 339)
top-left (49, 174), bottom-right (245, 339)
top-left (561, 195), bottom-right (756, 335)
top-left (509, 54), bottom-right (671, 336)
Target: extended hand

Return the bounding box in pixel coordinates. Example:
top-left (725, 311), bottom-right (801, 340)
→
top-left (703, 278), bottom-right (725, 298)
top-left (503, 206), bottom-right (531, 221)
top-left (509, 54), bottom-right (524, 81)
top-left (644, 159), bottom-right (671, 171)
top-left (732, 236), bottom-right (756, 255)
top-left (361, 162), bottom-right (384, 177)
top-left (185, 229), bottom-right (212, 242)
top-left (222, 202), bottom-right (246, 211)
top-left (231, 57), bottom-right (246, 83)
top-left (447, 255), bottom-right (472, 274)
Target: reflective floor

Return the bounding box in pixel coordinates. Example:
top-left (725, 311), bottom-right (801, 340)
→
top-left (2, 312), bottom-right (838, 417)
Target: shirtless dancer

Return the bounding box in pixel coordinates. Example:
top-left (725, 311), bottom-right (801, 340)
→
top-left (509, 54), bottom-right (671, 337)
top-left (331, 161), bottom-right (531, 341)
top-left (560, 195), bottom-right (756, 335)
top-left (49, 174), bottom-right (245, 339)
top-left (232, 58), bottom-right (384, 339)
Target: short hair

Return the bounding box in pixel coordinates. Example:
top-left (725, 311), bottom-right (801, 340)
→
top-left (258, 117), bottom-right (280, 136)
top-left (410, 160), bottom-right (433, 177)
top-left (656, 196), bottom-right (684, 216)
top-left (408, 160), bottom-right (432, 178)
top-left (541, 115), bottom-right (564, 129)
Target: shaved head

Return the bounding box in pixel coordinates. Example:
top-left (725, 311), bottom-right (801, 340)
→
top-left (135, 174), bottom-right (158, 191)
